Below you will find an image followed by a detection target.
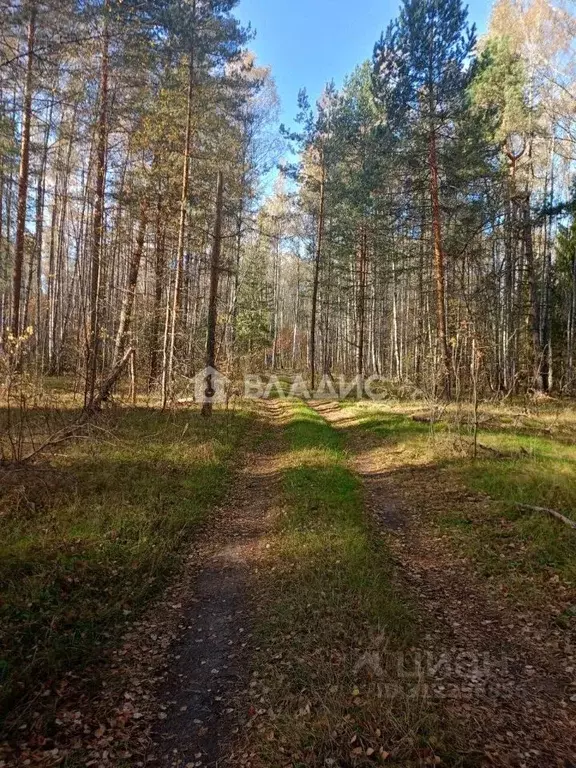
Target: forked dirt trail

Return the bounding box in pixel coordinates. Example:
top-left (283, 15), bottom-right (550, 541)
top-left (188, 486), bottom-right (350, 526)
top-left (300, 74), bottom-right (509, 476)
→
top-left (314, 401), bottom-right (576, 767)
top-left (149, 401), bottom-right (286, 767)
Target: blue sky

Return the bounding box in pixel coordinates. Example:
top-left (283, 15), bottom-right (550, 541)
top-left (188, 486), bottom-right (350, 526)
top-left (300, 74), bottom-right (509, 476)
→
top-left (235, 0), bottom-right (493, 128)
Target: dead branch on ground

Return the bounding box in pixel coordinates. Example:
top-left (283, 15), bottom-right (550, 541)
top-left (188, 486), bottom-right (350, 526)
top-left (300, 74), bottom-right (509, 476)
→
top-left (513, 502), bottom-right (576, 530)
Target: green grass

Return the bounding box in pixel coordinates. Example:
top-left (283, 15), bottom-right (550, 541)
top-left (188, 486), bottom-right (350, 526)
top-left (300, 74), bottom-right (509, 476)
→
top-left (446, 428), bottom-right (576, 592)
top-left (335, 400), bottom-right (576, 603)
top-left (349, 410), bottom-right (432, 442)
top-left (280, 403), bottom-right (412, 632)
top-left (0, 406), bottom-right (251, 729)
top-left (243, 402), bottom-right (462, 767)
top-left (464, 431), bottom-right (576, 517)
top-left (451, 446), bottom-right (576, 590)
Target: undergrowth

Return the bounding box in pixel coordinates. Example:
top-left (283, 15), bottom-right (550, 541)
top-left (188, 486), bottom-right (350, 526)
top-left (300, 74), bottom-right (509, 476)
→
top-left (0, 405), bottom-right (250, 730)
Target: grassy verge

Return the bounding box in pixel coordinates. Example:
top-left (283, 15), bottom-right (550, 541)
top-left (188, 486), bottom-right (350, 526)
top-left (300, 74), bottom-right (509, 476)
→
top-left (338, 399), bottom-right (576, 605)
top-left (448, 434), bottom-right (576, 599)
top-left (242, 402), bottom-right (460, 767)
top-left (0, 405), bottom-right (251, 729)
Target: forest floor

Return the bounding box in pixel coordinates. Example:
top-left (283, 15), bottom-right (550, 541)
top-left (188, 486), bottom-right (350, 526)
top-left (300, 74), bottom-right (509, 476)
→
top-left (1, 392), bottom-right (575, 766)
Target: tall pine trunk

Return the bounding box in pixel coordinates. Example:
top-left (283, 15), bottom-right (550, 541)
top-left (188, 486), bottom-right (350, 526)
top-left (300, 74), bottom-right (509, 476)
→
top-left (85, 3), bottom-right (109, 407)
top-left (202, 171), bottom-right (224, 418)
top-left (163, 9), bottom-right (196, 408)
top-left (149, 197), bottom-right (165, 389)
top-left (429, 129), bottom-right (451, 397)
top-left (310, 159), bottom-right (325, 392)
top-left (357, 223), bottom-right (367, 378)
top-left (11, 1), bottom-right (36, 340)
top-left (523, 191), bottom-right (543, 391)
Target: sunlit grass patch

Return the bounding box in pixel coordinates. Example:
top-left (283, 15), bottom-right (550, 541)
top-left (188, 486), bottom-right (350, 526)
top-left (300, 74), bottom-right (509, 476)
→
top-left (339, 399), bottom-right (576, 603)
top-left (448, 425), bottom-right (576, 591)
top-left (464, 446), bottom-right (576, 517)
top-left (452, 455), bottom-right (576, 589)
top-left (335, 402), bottom-right (447, 467)
top-left (354, 411), bottom-right (432, 445)
top-left (0, 405), bottom-right (251, 728)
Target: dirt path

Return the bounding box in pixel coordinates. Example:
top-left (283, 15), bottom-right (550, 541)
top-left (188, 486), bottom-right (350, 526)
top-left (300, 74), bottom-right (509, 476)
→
top-left (148, 402), bottom-right (285, 767)
top-left (314, 401), bottom-right (576, 767)
top-left (7, 402), bottom-right (288, 768)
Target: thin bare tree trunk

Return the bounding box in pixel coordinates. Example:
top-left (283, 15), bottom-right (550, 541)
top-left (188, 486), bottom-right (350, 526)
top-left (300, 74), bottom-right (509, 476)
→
top-left (357, 223), bottom-right (367, 378)
top-left (164, 12), bottom-right (196, 407)
top-left (11, 2), bottom-right (36, 340)
top-left (24, 94), bottom-right (52, 347)
top-left (113, 206), bottom-right (146, 363)
top-left (292, 258), bottom-right (300, 368)
top-left (85, 3), bottom-right (109, 408)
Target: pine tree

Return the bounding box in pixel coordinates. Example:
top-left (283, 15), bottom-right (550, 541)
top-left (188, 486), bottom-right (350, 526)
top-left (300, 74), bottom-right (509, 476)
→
top-left (373, 0), bottom-right (476, 396)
